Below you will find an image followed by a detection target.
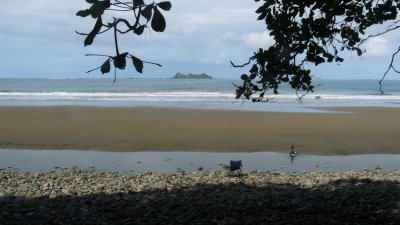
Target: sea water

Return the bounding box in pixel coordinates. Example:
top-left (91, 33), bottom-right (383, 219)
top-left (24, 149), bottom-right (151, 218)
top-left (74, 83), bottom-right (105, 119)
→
top-left (0, 78), bottom-right (399, 111)
top-left (0, 78), bottom-right (399, 172)
top-left (1, 150), bottom-right (399, 174)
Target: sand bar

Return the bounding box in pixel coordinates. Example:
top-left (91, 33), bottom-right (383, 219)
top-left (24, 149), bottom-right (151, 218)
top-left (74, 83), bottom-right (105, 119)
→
top-left (0, 106), bottom-right (399, 155)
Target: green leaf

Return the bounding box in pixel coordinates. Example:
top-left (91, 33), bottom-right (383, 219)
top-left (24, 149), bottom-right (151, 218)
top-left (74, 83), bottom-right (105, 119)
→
top-left (76, 9), bottom-right (91, 17)
top-left (134, 25), bottom-right (146, 35)
top-left (113, 53), bottom-right (128, 70)
top-left (84, 17), bottom-right (102, 46)
top-left (157, 1), bottom-right (172, 11)
top-left (101, 59), bottom-right (111, 74)
top-left (131, 56), bottom-right (144, 73)
top-left (151, 7), bottom-right (166, 32)
top-left (141, 5), bottom-right (153, 21)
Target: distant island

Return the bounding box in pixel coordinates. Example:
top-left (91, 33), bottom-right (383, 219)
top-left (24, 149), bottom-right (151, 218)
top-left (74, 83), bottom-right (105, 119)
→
top-left (172, 73), bottom-right (212, 79)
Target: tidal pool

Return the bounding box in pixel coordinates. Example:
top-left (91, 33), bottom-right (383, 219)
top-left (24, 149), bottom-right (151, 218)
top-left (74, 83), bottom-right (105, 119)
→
top-left (0, 149), bottom-right (399, 173)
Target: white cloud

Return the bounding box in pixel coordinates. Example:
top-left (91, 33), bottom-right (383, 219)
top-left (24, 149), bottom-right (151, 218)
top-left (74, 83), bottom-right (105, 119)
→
top-left (365, 36), bottom-right (389, 56)
top-left (241, 31), bottom-right (274, 48)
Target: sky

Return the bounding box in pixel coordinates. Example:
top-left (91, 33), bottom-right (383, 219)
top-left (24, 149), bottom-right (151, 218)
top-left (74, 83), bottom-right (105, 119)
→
top-left (0, 0), bottom-right (399, 80)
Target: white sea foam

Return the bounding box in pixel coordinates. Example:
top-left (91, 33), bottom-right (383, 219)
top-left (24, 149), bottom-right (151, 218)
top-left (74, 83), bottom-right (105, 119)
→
top-left (0, 92), bottom-right (399, 105)
top-left (0, 92), bottom-right (236, 102)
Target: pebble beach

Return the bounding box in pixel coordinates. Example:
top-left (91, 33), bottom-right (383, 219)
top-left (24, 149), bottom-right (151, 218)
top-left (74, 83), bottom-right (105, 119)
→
top-left (1, 169), bottom-right (399, 224)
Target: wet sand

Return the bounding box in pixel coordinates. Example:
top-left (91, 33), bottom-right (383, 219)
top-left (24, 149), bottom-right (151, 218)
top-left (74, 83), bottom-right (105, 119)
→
top-left (0, 106), bottom-right (399, 155)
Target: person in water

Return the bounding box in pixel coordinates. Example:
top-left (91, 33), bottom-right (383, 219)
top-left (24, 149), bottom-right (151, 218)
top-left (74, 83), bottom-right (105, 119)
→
top-left (289, 145), bottom-right (297, 156)
top-left (289, 145), bottom-right (298, 163)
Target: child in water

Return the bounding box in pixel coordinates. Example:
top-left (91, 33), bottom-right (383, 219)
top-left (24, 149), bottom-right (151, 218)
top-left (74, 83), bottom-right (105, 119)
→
top-left (289, 145), bottom-right (298, 157)
top-left (289, 145), bottom-right (298, 163)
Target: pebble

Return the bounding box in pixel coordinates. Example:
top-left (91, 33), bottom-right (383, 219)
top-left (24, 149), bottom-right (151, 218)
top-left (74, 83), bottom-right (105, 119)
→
top-left (0, 169), bottom-right (399, 224)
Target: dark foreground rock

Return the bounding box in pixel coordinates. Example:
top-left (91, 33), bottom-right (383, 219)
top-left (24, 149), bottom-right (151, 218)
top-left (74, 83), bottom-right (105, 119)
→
top-left (0, 170), bottom-right (399, 225)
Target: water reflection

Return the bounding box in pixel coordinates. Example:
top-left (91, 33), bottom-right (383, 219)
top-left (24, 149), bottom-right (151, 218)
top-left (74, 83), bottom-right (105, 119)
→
top-left (0, 149), bottom-right (399, 174)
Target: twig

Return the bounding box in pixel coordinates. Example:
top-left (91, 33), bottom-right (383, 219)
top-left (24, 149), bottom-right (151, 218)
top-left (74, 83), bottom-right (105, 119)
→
top-left (379, 47), bottom-right (400, 94)
top-left (230, 59), bottom-right (252, 68)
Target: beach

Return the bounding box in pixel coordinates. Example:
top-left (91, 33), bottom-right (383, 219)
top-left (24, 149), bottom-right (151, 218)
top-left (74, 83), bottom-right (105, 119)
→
top-left (0, 106), bottom-right (399, 155)
top-left (1, 169), bottom-right (399, 224)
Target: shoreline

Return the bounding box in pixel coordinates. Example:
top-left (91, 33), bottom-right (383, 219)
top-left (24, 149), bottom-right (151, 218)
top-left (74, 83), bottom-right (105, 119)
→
top-left (0, 106), bottom-right (399, 155)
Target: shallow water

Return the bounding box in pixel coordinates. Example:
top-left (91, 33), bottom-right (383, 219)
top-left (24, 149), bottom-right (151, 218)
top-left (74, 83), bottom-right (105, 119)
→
top-left (0, 150), bottom-right (399, 174)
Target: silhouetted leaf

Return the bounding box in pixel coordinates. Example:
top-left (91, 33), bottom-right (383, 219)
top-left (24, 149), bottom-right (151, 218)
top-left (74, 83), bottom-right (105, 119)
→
top-left (84, 17), bottom-right (102, 46)
top-left (355, 48), bottom-right (362, 56)
top-left (84, 34), bottom-right (95, 47)
top-left (240, 74), bottom-right (248, 81)
top-left (85, 0), bottom-right (97, 4)
top-left (151, 7), bottom-right (166, 32)
top-left (114, 53), bottom-right (128, 70)
top-left (141, 5), bottom-right (153, 21)
top-left (90, 2), bottom-right (106, 18)
top-left (249, 64), bottom-right (258, 74)
top-left (157, 1), bottom-right (172, 11)
top-left (134, 25), bottom-right (146, 35)
top-left (335, 56), bottom-right (344, 62)
top-left (133, 0), bottom-right (144, 7)
top-left (101, 59), bottom-right (111, 74)
top-left (104, 0), bottom-right (111, 8)
top-left (76, 9), bottom-right (91, 17)
top-left (131, 56), bottom-right (144, 73)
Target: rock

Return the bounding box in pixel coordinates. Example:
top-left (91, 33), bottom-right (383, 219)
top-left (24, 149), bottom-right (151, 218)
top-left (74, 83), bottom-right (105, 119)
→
top-left (171, 72), bottom-right (213, 79)
top-left (0, 169), bottom-right (399, 224)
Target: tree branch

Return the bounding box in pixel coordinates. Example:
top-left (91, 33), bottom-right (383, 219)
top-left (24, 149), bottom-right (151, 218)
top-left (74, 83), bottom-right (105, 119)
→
top-left (380, 47), bottom-right (400, 94)
top-left (114, 25), bottom-right (120, 55)
top-left (230, 59), bottom-right (252, 68)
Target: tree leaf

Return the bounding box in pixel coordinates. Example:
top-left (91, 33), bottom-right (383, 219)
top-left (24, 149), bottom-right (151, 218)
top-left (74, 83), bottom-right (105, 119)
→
top-left (113, 53), bottom-right (128, 70)
top-left (141, 5), bottom-right (153, 21)
top-left (156, 1), bottom-right (172, 11)
top-left (133, 0), bottom-right (144, 8)
top-left (85, 0), bottom-right (97, 4)
top-left (76, 9), bottom-right (91, 17)
top-left (84, 17), bottom-right (102, 46)
top-left (335, 56), bottom-right (344, 63)
top-left (131, 56), bottom-right (144, 73)
top-left (101, 59), bottom-right (111, 74)
top-left (134, 25), bottom-right (146, 35)
top-left (151, 7), bottom-right (166, 32)
top-left (104, 0), bottom-right (111, 8)
top-left (89, 2), bottom-right (106, 18)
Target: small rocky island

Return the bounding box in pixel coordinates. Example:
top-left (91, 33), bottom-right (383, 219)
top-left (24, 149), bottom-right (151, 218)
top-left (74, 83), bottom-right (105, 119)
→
top-left (172, 72), bottom-right (212, 79)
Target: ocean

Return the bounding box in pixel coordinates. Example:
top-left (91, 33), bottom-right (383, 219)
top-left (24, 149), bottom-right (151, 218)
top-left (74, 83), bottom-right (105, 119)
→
top-left (1, 78), bottom-right (399, 173)
top-left (0, 78), bottom-right (399, 111)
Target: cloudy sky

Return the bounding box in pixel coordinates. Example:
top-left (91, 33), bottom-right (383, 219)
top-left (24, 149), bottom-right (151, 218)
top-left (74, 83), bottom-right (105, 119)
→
top-left (0, 0), bottom-right (399, 80)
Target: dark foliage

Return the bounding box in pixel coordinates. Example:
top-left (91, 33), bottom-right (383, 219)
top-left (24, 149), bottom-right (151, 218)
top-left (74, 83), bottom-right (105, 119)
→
top-left (76, 0), bottom-right (171, 82)
top-left (233, 0), bottom-right (400, 101)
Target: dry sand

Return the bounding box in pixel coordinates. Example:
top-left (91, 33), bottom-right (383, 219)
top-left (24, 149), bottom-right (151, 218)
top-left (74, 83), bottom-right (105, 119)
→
top-left (0, 106), bottom-right (399, 155)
